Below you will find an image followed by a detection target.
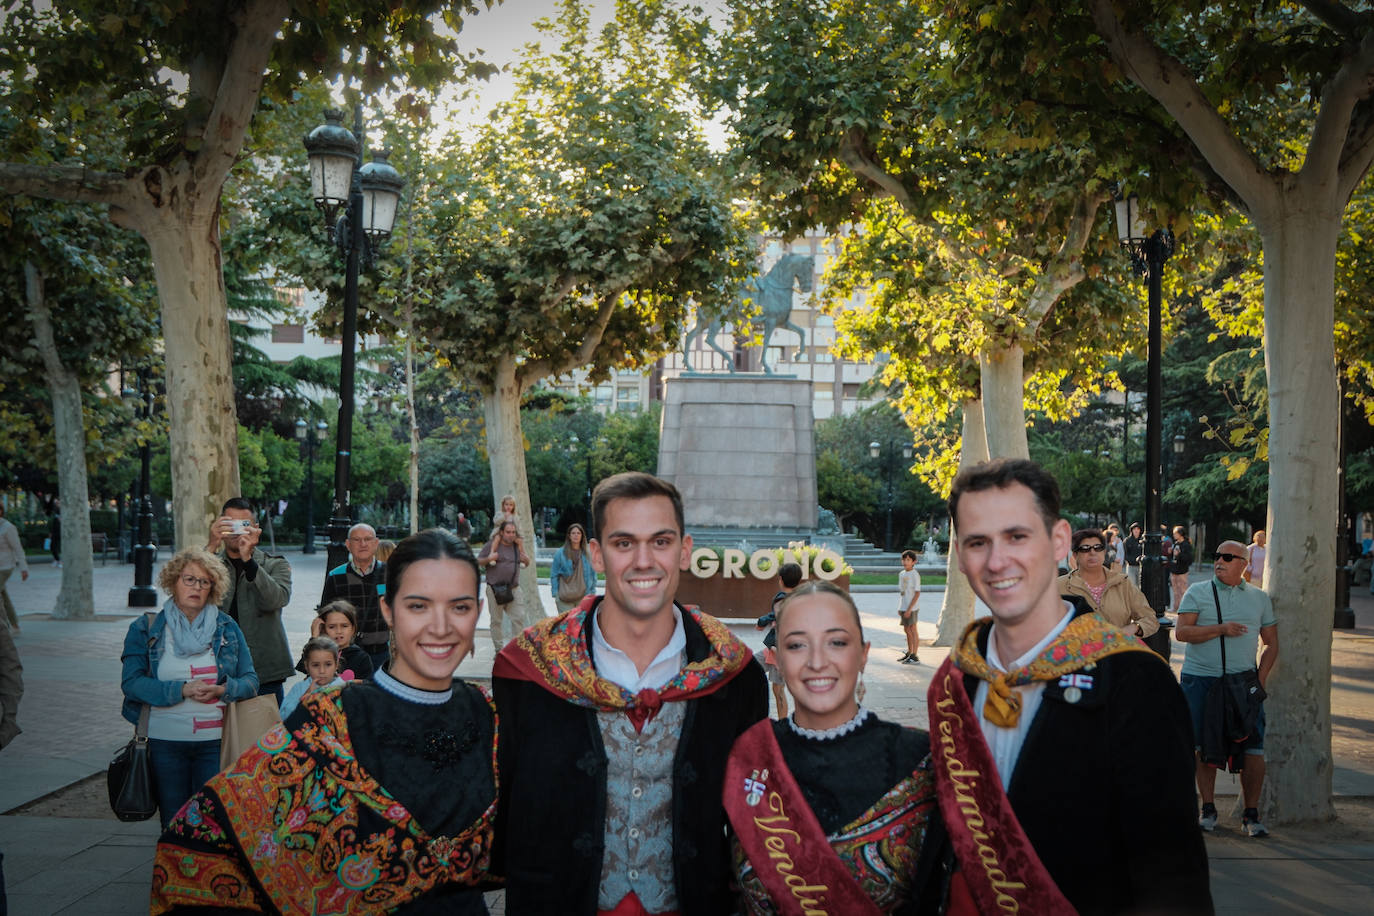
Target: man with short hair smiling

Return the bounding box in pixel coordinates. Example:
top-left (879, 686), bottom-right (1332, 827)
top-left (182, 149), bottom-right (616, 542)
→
top-left (320, 522), bottom-right (388, 672)
top-left (1176, 540), bottom-right (1279, 837)
top-left (492, 471), bottom-right (766, 916)
top-left (925, 458), bottom-right (1210, 914)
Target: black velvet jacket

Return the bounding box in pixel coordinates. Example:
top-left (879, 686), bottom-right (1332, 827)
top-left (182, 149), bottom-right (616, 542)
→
top-left (492, 607), bottom-right (768, 916)
top-left (923, 597), bottom-right (1213, 915)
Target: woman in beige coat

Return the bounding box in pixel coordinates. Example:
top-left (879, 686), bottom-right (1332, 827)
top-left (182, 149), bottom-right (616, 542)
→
top-left (1058, 528), bottom-right (1159, 638)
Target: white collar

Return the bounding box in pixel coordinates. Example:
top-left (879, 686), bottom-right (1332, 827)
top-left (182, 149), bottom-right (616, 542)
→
top-left (350, 557), bottom-right (378, 577)
top-left (591, 606), bottom-right (687, 693)
top-left (375, 668), bottom-right (453, 705)
top-left (787, 706), bottom-right (872, 741)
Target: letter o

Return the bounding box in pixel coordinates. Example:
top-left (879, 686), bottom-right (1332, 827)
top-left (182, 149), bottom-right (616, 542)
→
top-left (749, 549), bottom-right (776, 579)
top-left (813, 548), bottom-right (844, 581)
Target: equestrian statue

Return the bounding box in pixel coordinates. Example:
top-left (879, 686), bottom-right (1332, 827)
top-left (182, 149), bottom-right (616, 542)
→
top-left (682, 252), bottom-right (814, 374)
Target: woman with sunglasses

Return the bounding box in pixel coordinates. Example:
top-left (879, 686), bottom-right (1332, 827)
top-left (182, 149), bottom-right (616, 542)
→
top-left (1058, 528), bottom-right (1160, 638)
top-left (120, 548), bottom-right (258, 828)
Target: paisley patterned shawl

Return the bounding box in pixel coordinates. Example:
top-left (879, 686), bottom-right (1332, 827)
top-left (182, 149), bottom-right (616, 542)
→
top-left (150, 685), bottom-right (498, 915)
top-left (493, 597), bottom-right (753, 730)
top-left (731, 763), bottom-right (936, 915)
top-left (952, 609), bottom-right (1158, 727)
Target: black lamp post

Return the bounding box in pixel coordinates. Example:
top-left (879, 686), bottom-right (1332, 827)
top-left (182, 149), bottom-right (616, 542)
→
top-left (295, 418), bottom-right (327, 554)
top-left (571, 435), bottom-right (597, 539)
top-left (1116, 193), bottom-right (1176, 657)
top-left (869, 439), bottom-right (913, 553)
top-left (125, 369), bottom-right (157, 607)
top-left (304, 106), bottom-right (405, 571)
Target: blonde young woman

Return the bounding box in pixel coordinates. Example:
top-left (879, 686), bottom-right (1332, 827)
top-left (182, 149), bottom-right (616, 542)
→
top-left (1058, 528), bottom-right (1160, 638)
top-left (723, 582), bottom-right (940, 914)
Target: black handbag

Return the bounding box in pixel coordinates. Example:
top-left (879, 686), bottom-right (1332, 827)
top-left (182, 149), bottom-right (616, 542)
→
top-left (107, 702), bottom-right (157, 821)
top-left (489, 545), bottom-right (517, 605)
top-left (1201, 584), bottom-right (1267, 772)
top-left (108, 611), bottom-right (158, 822)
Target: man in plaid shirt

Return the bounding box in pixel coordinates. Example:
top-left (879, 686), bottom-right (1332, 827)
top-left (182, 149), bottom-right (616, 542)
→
top-left (319, 523), bottom-right (388, 672)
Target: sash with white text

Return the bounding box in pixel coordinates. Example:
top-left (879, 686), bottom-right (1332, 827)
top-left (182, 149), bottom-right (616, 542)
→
top-left (723, 720), bottom-right (882, 916)
top-left (927, 659), bottom-right (1077, 915)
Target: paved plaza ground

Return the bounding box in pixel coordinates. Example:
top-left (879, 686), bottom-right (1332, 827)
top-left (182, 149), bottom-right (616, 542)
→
top-left (1, 551), bottom-right (1372, 913)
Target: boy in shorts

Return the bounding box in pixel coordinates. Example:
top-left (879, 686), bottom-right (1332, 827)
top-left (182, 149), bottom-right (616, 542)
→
top-left (898, 549), bottom-right (921, 664)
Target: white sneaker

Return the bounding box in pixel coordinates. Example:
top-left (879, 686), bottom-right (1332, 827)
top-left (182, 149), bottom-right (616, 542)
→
top-left (1243, 816), bottom-right (1269, 838)
top-left (1199, 808), bottom-right (1218, 831)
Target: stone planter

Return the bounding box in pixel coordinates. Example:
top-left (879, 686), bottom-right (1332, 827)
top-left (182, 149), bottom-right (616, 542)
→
top-left (677, 573), bottom-right (851, 620)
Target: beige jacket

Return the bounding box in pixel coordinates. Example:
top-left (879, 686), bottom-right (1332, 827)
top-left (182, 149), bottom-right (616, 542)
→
top-left (1058, 568), bottom-right (1160, 637)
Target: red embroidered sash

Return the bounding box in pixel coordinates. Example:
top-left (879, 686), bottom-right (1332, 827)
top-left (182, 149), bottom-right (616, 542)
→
top-left (927, 659), bottom-right (1077, 915)
top-left (723, 720), bottom-right (882, 916)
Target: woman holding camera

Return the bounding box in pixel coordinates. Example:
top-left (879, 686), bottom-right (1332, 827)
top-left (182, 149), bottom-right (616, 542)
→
top-left (120, 548), bottom-right (258, 829)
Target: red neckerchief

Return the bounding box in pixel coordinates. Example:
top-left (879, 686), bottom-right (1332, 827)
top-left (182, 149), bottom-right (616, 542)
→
top-left (493, 596), bottom-right (752, 732)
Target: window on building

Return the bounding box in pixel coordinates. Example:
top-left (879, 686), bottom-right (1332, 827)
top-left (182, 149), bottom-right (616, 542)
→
top-left (271, 323), bottom-right (304, 344)
top-left (617, 386), bottom-right (641, 411)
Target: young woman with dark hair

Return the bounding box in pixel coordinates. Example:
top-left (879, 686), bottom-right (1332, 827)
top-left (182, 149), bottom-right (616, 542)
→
top-left (153, 529), bottom-right (498, 914)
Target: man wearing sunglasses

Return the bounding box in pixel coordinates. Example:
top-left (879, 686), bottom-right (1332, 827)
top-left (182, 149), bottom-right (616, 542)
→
top-left (1175, 541), bottom-right (1279, 838)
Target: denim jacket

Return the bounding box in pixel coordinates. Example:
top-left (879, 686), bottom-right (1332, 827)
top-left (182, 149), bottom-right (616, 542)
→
top-left (549, 548), bottom-right (597, 596)
top-left (120, 605), bottom-right (259, 725)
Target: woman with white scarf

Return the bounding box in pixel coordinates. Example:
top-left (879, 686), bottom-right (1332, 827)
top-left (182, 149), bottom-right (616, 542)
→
top-left (120, 547), bottom-right (258, 828)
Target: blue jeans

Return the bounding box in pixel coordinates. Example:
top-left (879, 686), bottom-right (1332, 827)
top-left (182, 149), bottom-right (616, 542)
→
top-left (148, 738), bottom-right (221, 829)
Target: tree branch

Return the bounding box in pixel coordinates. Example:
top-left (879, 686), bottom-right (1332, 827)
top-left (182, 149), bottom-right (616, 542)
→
top-left (1304, 28), bottom-right (1374, 193)
top-left (519, 280), bottom-right (619, 385)
top-left (1025, 187), bottom-right (1105, 329)
top-left (193, 0), bottom-right (290, 194)
top-left (838, 127), bottom-right (915, 212)
top-left (1299, 0), bottom-right (1369, 38)
top-left (1337, 98), bottom-right (1374, 201)
top-left (0, 163), bottom-right (133, 208)
top-left (1090, 0), bottom-right (1277, 215)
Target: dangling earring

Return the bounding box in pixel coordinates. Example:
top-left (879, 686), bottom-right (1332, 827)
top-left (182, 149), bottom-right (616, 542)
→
top-left (855, 669), bottom-right (867, 704)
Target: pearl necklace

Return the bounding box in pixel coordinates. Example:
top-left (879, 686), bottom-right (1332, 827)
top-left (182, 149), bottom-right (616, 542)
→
top-left (786, 706), bottom-right (872, 741)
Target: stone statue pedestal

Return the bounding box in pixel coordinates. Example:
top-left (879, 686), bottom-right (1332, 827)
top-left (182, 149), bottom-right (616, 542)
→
top-left (658, 375), bottom-right (817, 531)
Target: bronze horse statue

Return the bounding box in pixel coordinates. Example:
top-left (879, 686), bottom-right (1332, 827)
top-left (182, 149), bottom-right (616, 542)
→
top-left (682, 252), bottom-right (815, 373)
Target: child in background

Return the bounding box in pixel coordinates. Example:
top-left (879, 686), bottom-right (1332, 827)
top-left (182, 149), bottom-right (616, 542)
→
top-left (281, 636), bottom-right (345, 718)
top-left (305, 600), bottom-right (375, 681)
top-left (898, 549), bottom-right (921, 664)
top-left (755, 562), bottom-right (803, 719)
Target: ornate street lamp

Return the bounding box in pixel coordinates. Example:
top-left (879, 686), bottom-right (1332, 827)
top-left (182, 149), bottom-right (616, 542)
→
top-left (1116, 191), bottom-right (1176, 656)
top-left (295, 418), bottom-right (327, 554)
top-left (304, 106), bottom-right (405, 570)
top-left (869, 439), bottom-right (913, 553)
top-left (124, 369), bottom-right (157, 607)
